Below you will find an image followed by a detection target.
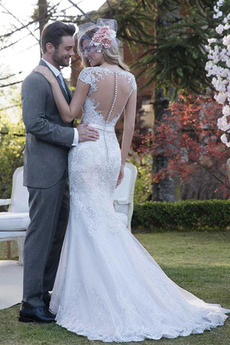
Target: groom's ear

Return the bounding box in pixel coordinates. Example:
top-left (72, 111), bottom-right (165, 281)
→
top-left (46, 42), bottom-right (55, 54)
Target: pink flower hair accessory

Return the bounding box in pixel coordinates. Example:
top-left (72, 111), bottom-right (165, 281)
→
top-left (90, 26), bottom-right (116, 52)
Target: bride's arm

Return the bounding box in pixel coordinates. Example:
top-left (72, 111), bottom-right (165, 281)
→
top-left (34, 66), bottom-right (90, 123)
top-left (116, 90), bottom-right (137, 187)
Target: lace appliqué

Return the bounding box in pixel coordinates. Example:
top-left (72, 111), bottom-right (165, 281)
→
top-left (79, 66), bottom-right (137, 127)
top-left (79, 66), bottom-right (137, 94)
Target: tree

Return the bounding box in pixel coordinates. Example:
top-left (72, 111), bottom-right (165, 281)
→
top-left (139, 92), bottom-right (230, 199)
top-left (0, 0), bottom-right (85, 194)
top-left (0, 0), bottom-right (86, 88)
top-left (37, 0), bottom-right (48, 41)
top-left (94, 0), bottom-right (230, 201)
top-left (0, 0), bottom-right (50, 196)
top-left (0, 88), bottom-right (25, 198)
top-left (205, 0), bottom-right (230, 147)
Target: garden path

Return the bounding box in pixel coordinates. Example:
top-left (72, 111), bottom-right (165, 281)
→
top-left (0, 260), bottom-right (22, 309)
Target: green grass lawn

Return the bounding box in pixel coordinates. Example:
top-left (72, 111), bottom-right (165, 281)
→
top-left (0, 231), bottom-right (229, 345)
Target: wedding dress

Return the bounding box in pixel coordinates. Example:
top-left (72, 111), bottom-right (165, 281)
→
top-left (50, 66), bottom-right (229, 342)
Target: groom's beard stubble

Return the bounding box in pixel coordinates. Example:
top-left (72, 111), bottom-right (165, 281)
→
top-left (52, 49), bottom-right (70, 68)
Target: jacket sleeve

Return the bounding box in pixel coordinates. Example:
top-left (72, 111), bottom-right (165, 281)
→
top-left (21, 72), bottom-right (74, 148)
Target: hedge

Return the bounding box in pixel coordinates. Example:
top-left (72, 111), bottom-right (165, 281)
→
top-left (132, 200), bottom-right (230, 231)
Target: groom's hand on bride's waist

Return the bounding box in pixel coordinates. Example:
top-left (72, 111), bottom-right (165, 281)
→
top-left (77, 122), bottom-right (100, 142)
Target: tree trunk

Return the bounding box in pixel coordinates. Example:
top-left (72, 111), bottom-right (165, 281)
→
top-left (38, 0), bottom-right (48, 54)
top-left (151, 5), bottom-right (178, 202)
top-left (152, 87), bottom-right (176, 201)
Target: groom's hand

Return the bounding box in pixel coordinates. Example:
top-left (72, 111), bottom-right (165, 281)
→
top-left (77, 122), bottom-right (99, 142)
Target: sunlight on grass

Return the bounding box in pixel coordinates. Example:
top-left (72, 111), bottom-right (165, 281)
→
top-left (0, 231), bottom-right (229, 345)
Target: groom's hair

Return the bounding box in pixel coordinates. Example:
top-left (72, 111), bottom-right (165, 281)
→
top-left (41, 21), bottom-right (76, 53)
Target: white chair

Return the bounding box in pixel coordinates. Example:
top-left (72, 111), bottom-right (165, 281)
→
top-left (0, 163), bottom-right (137, 264)
top-left (0, 167), bottom-right (29, 265)
top-left (113, 162), bottom-right (137, 231)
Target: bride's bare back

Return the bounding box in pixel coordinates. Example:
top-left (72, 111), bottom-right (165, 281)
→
top-left (79, 66), bottom-right (137, 125)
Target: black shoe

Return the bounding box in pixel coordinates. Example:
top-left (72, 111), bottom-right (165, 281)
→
top-left (19, 302), bottom-right (56, 323)
top-left (43, 292), bottom-right (51, 308)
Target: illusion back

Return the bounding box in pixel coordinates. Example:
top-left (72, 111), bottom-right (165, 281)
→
top-left (79, 66), bottom-right (136, 126)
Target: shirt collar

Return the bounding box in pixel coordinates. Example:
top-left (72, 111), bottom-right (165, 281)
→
top-left (41, 58), bottom-right (61, 77)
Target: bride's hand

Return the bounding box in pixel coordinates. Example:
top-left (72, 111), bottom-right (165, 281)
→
top-left (34, 66), bottom-right (56, 84)
top-left (116, 165), bottom-right (124, 188)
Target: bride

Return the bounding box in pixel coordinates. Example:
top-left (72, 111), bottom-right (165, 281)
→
top-left (35, 18), bottom-right (229, 343)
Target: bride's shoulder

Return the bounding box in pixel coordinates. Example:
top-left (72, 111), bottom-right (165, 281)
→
top-left (79, 67), bottom-right (94, 76)
top-left (79, 66), bottom-right (104, 78)
top-left (78, 67), bottom-right (96, 85)
top-left (122, 70), bottom-right (137, 90)
top-left (117, 68), bottom-right (135, 79)
top-left (122, 69), bottom-right (135, 78)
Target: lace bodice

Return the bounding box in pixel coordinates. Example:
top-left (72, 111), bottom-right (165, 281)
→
top-left (78, 66), bottom-right (137, 127)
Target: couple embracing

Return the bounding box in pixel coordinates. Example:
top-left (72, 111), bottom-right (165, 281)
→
top-left (19, 18), bottom-right (229, 342)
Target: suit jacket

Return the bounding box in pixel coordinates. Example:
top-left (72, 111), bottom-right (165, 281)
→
top-left (22, 59), bottom-right (75, 188)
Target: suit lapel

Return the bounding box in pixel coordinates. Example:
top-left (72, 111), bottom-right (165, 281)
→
top-left (39, 59), bottom-right (71, 103)
top-left (62, 78), bottom-right (72, 102)
top-left (57, 77), bottom-right (71, 103)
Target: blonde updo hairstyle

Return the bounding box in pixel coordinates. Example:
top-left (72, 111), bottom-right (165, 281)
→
top-left (77, 27), bottom-right (129, 72)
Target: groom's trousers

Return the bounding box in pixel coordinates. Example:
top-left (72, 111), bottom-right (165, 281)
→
top-left (22, 173), bottom-right (69, 307)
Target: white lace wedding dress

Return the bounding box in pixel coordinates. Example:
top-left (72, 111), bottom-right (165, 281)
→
top-left (50, 66), bottom-right (229, 342)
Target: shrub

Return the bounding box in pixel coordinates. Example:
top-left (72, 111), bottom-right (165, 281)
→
top-left (132, 200), bottom-right (230, 231)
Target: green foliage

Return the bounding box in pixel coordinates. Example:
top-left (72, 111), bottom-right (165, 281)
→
top-left (134, 163), bottom-right (152, 203)
top-left (0, 88), bottom-right (25, 198)
top-left (132, 199), bottom-right (230, 231)
top-left (129, 153), bottom-right (152, 203)
top-left (134, 1), bottom-right (217, 96)
top-left (97, 0), bottom-right (230, 97)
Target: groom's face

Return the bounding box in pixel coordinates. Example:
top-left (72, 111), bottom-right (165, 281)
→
top-left (52, 35), bottom-right (75, 68)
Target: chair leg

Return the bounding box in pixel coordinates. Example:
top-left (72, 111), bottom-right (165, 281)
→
top-left (17, 237), bottom-right (25, 265)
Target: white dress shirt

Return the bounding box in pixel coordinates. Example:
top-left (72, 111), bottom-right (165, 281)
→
top-left (41, 58), bottom-right (78, 146)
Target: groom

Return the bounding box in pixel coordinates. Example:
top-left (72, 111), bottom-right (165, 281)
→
top-left (19, 21), bottom-right (99, 323)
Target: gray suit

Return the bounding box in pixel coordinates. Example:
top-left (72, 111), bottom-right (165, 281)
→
top-left (22, 59), bottom-right (74, 306)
